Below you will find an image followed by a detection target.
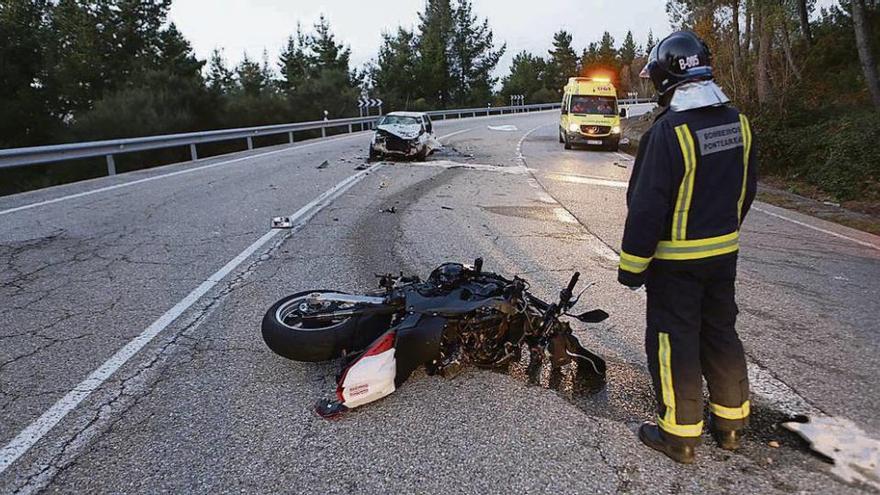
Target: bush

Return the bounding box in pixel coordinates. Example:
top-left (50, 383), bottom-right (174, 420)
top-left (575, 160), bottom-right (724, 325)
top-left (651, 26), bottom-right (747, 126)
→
top-left (755, 108), bottom-right (880, 202)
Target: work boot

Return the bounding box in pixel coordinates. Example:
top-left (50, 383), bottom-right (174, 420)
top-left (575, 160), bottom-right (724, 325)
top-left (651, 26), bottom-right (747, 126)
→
top-left (638, 422), bottom-right (695, 464)
top-left (711, 429), bottom-right (742, 451)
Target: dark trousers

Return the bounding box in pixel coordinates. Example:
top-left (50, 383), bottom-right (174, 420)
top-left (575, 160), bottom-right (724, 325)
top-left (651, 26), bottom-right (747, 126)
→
top-left (645, 256), bottom-right (750, 446)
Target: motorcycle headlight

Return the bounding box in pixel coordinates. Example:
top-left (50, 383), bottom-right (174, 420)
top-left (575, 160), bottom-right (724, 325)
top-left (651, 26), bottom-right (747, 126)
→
top-left (569, 123), bottom-right (580, 132)
top-left (611, 126), bottom-right (621, 134)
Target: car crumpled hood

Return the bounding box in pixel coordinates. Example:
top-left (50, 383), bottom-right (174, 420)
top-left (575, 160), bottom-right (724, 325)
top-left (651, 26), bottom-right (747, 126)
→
top-left (377, 123), bottom-right (422, 140)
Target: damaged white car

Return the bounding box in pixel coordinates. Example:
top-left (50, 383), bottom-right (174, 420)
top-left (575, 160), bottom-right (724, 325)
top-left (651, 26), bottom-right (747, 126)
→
top-left (368, 112), bottom-right (439, 161)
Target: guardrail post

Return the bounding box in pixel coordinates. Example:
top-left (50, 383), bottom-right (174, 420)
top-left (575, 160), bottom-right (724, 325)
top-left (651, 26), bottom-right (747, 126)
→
top-left (189, 144), bottom-right (198, 161)
top-left (321, 127), bottom-right (326, 138)
top-left (348, 123), bottom-right (353, 133)
top-left (246, 136), bottom-right (254, 150)
top-left (288, 131), bottom-right (295, 144)
top-left (106, 155), bottom-right (116, 175)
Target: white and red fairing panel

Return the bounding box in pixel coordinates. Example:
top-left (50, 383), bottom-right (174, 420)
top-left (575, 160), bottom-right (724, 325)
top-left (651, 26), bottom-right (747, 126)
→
top-left (337, 331), bottom-right (397, 408)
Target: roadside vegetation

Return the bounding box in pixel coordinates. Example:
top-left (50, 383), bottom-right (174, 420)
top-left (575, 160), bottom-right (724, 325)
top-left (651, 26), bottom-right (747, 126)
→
top-left (667, 0), bottom-right (880, 213)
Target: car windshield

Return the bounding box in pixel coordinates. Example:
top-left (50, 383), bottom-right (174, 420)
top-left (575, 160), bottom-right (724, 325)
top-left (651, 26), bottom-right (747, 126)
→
top-left (570, 96), bottom-right (617, 116)
top-left (379, 115), bottom-right (420, 126)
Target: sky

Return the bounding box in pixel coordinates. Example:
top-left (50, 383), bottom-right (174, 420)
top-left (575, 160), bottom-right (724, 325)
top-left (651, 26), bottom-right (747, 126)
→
top-left (168, 0), bottom-right (674, 78)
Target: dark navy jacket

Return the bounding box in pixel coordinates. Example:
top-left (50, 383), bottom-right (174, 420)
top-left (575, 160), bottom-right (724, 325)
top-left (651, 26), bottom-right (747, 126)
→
top-left (618, 105), bottom-right (758, 287)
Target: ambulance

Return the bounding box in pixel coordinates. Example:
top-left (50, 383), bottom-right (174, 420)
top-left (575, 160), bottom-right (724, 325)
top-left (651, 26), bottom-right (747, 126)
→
top-left (559, 77), bottom-right (625, 151)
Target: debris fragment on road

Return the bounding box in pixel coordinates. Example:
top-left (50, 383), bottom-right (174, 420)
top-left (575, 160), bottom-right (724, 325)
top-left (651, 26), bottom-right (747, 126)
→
top-left (488, 125), bottom-right (518, 131)
top-left (271, 217), bottom-right (293, 229)
top-left (783, 416), bottom-right (880, 489)
top-left (354, 163), bottom-right (370, 170)
top-left (382, 206), bottom-right (396, 214)
top-left (441, 206), bottom-right (454, 210)
top-left (317, 160), bottom-right (329, 169)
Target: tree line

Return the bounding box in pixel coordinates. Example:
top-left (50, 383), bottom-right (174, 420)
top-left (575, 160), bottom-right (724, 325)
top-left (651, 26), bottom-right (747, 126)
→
top-left (0, 0), bottom-right (506, 150)
top-left (499, 29), bottom-right (659, 104)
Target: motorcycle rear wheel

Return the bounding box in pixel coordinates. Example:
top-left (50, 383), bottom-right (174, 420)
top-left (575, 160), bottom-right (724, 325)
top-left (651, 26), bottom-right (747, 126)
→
top-left (261, 290), bottom-right (390, 362)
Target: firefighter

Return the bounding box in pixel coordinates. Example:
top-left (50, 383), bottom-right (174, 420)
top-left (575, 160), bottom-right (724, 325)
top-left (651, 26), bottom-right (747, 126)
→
top-left (618, 31), bottom-right (757, 464)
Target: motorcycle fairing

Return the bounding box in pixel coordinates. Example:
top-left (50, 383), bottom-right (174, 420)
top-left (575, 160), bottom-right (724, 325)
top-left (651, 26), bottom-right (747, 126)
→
top-left (393, 314), bottom-right (445, 385)
top-left (325, 314), bottom-right (445, 414)
top-left (336, 330), bottom-right (397, 409)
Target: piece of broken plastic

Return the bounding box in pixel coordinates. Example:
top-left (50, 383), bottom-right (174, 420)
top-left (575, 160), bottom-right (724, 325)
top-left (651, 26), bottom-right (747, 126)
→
top-left (271, 217), bottom-right (293, 229)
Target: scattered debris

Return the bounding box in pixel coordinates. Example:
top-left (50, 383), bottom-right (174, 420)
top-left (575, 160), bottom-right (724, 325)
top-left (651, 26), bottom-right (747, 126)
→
top-left (768, 440), bottom-right (780, 448)
top-left (271, 217), bottom-right (293, 229)
top-left (317, 160), bottom-right (329, 169)
top-left (488, 125), bottom-right (518, 132)
top-left (354, 163), bottom-right (370, 170)
top-left (620, 137), bottom-right (631, 145)
top-left (379, 181), bottom-right (388, 189)
top-left (381, 206), bottom-right (397, 214)
top-left (823, 201), bottom-right (841, 207)
top-left (441, 206), bottom-right (454, 211)
top-left (783, 416), bottom-right (880, 489)
top-left (614, 161), bottom-right (627, 168)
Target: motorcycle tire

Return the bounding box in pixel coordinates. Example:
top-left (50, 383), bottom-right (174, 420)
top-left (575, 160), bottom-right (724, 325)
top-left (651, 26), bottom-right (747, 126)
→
top-left (261, 290), bottom-right (391, 362)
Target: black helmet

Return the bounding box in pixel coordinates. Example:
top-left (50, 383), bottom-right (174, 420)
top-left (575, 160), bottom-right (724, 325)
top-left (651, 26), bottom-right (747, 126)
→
top-left (640, 31), bottom-right (713, 96)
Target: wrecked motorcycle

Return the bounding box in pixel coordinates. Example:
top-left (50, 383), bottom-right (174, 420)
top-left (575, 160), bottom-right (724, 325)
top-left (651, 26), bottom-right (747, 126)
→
top-left (261, 259), bottom-right (608, 418)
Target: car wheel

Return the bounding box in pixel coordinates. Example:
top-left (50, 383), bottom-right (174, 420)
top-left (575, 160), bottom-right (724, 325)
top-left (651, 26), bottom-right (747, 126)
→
top-left (564, 133), bottom-right (572, 150)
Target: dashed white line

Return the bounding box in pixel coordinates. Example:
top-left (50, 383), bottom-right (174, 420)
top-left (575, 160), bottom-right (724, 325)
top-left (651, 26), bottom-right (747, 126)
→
top-left (0, 163), bottom-right (383, 476)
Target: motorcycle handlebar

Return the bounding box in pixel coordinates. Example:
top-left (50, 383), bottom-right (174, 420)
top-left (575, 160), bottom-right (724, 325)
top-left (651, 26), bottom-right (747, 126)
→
top-left (566, 272), bottom-right (580, 294)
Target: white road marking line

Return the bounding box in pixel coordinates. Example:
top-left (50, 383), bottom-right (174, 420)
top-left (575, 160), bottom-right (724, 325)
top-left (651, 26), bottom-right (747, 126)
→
top-left (0, 163), bottom-right (383, 476)
top-left (517, 124), bottom-right (549, 160)
top-left (0, 133), bottom-right (369, 217)
top-left (753, 205), bottom-right (880, 252)
top-left (544, 173), bottom-right (628, 189)
top-left (437, 128), bottom-right (473, 141)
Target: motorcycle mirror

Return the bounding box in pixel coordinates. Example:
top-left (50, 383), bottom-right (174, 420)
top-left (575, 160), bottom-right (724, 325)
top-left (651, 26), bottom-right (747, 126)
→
top-left (575, 309), bottom-right (609, 323)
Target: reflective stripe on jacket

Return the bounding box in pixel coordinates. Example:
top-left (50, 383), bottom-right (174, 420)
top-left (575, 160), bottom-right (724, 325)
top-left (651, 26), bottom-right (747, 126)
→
top-left (618, 105), bottom-right (757, 287)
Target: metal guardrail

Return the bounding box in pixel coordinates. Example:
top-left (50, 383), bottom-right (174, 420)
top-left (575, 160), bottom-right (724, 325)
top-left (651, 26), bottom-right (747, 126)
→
top-left (0, 102), bottom-right (561, 175)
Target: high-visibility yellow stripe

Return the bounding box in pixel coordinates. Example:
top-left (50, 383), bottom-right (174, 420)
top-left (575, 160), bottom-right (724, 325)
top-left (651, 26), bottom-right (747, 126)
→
top-left (658, 416), bottom-right (704, 437)
top-left (655, 231), bottom-right (740, 261)
top-left (672, 125), bottom-right (697, 241)
top-left (737, 115), bottom-right (752, 223)
top-left (657, 332), bottom-right (703, 438)
top-left (619, 251), bottom-right (653, 274)
top-left (710, 400), bottom-right (751, 421)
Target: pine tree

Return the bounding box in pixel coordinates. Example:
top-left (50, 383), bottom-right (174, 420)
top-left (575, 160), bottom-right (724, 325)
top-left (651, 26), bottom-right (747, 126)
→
top-left (646, 30), bottom-right (656, 54)
top-left (278, 25), bottom-right (310, 92)
top-left (0, 0), bottom-right (58, 147)
top-left (237, 53), bottom-right (269, 96)
top-left (207, 48), bottom-right (235, 95)
top-left (501, 51), bottom-right (548, 102)
top-left (449, 0), bottom-right (505, 105)
top-left (619, 31), bottom-right (637, 66)
top-left (371, 27), bottom-right (419, 109)
top-left (416, 0), bottom-right (455, 107)
top-left (597, 31), bottom-right (618, 68)
top-left (546, 30), bottom-right (578, 93)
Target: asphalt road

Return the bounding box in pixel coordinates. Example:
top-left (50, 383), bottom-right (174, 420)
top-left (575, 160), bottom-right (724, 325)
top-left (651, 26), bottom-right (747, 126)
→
top-left (1, 111), bottom-right (879, 494)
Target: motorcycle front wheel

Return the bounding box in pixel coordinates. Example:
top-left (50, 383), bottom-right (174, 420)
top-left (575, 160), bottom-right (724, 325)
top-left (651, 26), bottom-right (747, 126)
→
top-left (261, 290), bottom-right (391, 362)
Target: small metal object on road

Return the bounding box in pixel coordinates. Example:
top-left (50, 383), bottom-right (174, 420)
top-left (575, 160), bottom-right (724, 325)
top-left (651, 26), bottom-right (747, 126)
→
top-left (441, 206), bottom-right (454, 210)
top-left (271, 217), bottom-right (294, 229)
top-left (317, 160), bottom-right (329, 169)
